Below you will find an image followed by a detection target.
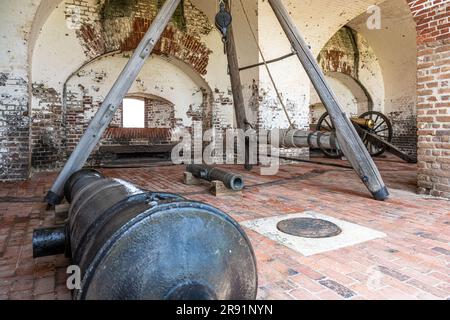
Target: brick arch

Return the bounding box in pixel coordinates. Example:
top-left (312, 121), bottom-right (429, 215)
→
top-left (73, 0), bottom-right (213, 76)
top-left (60, 50), bottom-right (214, 136)
top-left (120, 19), bottom-right (212, 76)
top-left (318, 27), bottom-right (358, 78)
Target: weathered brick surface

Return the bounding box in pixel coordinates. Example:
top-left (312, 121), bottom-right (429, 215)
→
top-left (31, 84), bottom-right (65, 170)
top-left (319, 27), bottom-right (358, 78)
top-left (0, 73), bottom-right (30, 181)
top-left (67, 0), bottom-right (213, 75)
top-left (144, 98), bottom-right (178, 129)
top-left (389, 109), bottom-right (418, 156)
top-left (0, 157), bottom-right (449, 300)
top-left (408, 0), bottom-right (450, 198)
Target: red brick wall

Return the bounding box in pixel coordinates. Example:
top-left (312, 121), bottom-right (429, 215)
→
top-left (120, 19), bottom-right (212, 76)
top-left (408, 0), bottom-right (450, 197)
top-left (71, 0), bottom-right (212, 75)
top-left (144, 98), bottom-right (178, 129)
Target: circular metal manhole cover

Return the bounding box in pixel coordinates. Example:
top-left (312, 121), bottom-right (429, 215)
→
top-left (277, 218), bottom-right (342, 238)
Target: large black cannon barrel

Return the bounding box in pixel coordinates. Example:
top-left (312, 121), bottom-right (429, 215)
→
top-left (186, 164), bottom-right (245, 191)
top-left (33, 169), bottom-right (257, 300)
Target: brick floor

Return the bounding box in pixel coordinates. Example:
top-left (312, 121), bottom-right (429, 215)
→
top-left (0, 156), bottom-right (449, 300)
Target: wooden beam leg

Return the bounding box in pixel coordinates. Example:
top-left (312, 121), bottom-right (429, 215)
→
top-left (45, 0), bottom-right (182, 205)
top-left (225, 1), bottom-right (253, 171)
top-left (267, 0), bottom-right (389, 200)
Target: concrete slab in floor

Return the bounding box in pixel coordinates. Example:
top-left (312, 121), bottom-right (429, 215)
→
top-left (0, 156), bottom-right (449, 300)
top-left (242, 211), bottom-right (387, 256)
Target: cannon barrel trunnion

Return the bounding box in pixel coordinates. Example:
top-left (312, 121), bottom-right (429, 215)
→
top-left (33, 169), bottom-right (258, 300)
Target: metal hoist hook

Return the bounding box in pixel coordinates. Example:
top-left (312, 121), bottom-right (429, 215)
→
top-left (215, 1), bottom-right (232, 44)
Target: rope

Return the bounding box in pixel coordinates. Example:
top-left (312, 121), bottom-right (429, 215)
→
top-left (237, 0), bottom-right (295, 129)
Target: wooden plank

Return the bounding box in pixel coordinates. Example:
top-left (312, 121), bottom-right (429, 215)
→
top-left (184, 173), bottom-right (242, 197)
top-left (183, 172), bottom-right (204, 186)
top-left (99, 144), bottom-right (176, 154)
top-left (45, 0), bottom-right (182, 205)
top-left (210, 180), bottom-right (243, 197)
top-left (99, 160), bottom-right (174, 169)
top-left (267, 0), bottom-right (389, 200)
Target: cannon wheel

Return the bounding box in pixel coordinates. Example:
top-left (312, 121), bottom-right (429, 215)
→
top-left (316, 112), bottom-right (343, 159)
top-left (317, 111), bottom-right (394, 158)
top-left (358, 111), bottom-right (393, 157)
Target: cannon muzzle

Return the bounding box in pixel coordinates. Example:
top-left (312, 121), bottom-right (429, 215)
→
top-left (32, 226), bottom-right (67, 258)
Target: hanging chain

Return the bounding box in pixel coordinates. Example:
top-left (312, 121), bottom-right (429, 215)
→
top-left (238, 0), bottom-right (295, 129)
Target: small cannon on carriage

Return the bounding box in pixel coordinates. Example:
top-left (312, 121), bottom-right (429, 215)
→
top-left (315, 111), bottom-right (417, 164)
